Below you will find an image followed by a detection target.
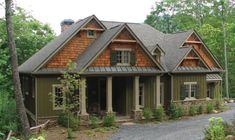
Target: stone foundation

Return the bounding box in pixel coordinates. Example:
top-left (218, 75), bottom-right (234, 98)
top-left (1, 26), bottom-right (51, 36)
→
top-left (131, 110), bottom-right (143, 120)
top-left (79, 113), bottom-right (89, 122)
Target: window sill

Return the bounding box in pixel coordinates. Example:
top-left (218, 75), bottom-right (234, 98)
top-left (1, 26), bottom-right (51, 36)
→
top-left (206, 97), bottom-right (212, 100)
top-left (116, 63), bottom-right (131, 66)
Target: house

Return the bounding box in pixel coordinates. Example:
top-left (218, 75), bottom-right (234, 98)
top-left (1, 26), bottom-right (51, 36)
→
top-left (19, 15), bottom-right (223, 125)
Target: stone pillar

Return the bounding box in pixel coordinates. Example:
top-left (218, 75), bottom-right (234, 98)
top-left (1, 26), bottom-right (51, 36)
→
top-left (106, 76), bottom-right (113, 113)
top-left (79, 77), bottom-right (89, 121)
top-left (156, 75), bottom-right (161, 108)
top-left (131, 76), bottom-right (142, 120)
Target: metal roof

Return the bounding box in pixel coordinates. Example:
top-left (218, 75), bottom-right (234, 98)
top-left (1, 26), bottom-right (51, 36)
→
top-left (85, 66), bottom-right (161, 74)
top-left (206, 74), bottom-right (222, 81)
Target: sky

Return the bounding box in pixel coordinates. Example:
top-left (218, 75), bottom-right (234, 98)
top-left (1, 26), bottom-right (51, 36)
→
top-left (0, 0), bottom-right (157, 34)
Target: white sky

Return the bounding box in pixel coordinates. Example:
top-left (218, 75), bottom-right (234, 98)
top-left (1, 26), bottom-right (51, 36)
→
top-left (0, 0), bottom-right (157, 35)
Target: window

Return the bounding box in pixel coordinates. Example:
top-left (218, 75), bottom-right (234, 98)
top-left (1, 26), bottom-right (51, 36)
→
top-left (181, 82), bottom-right (198, 100)
top-left (52, 85), bottom-right (64, 110)
top-left (116, 49), bottom-right (131, 65)
top-left (87, 30), bottom-right (96, 38)
top-left (139, 84), bottom-right (144, 108)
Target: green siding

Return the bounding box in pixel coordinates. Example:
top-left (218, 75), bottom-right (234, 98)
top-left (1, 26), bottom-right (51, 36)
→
top-left (214, 81), bottom-right (222, 98)
top-left (173, 74), bottom-right (207, 101)
top-left (36, 76), bottom-right (60, 118)
top-left (160, 75), bottom-right (171, 108)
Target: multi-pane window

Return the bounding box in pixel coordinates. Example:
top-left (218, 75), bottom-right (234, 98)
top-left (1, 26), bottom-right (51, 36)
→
top-left (116, 50), bottom-right (131, 64)
top-left (87, 30), bottom-right (96, 38)
top-left (181, 82), bottom-right (198, 100)
top-left (53, 85), bottom-right (64, 110)
top-left (139, 84), bottom-right (144, 108)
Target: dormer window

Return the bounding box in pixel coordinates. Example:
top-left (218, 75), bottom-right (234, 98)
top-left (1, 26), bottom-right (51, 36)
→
top-left (110, 48), bottom-right (136, 66)
top-left (87, 30), bottom-right (96, 38)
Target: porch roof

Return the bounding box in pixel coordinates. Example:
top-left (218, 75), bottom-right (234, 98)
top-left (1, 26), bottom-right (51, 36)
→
top-left (84, 66), bottom-right (162, 74)
top-left (206, 74), bottom-right (222, 81)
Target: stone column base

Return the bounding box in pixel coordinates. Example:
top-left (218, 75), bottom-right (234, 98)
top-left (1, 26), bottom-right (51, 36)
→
top-left (131, 110), bottom-right (143, 120)
top-left (79, 113), bottom-right (89, 124)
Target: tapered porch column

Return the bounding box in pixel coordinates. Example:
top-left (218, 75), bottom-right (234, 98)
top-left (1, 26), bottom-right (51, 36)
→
top-left (131, 76), bottom-right (142, 120)
top-left (106, 76), bottom-right (113, 113)
top-left (155, 75), bottom-right (161, 108)
top-left (79, 77), bottom-right (89, 121)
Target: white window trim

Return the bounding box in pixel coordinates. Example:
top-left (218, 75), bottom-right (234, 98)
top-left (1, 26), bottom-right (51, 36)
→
top-left (52, 84), bottom-right (65, 110)
top-left (115, 48), bottom-right (132, 66)
top-left (139, 83), bottom-right (145, 108)
top-left (183, 82), bottom-right (197, 100)
top-left (87, 30), bottom-right (96, 38)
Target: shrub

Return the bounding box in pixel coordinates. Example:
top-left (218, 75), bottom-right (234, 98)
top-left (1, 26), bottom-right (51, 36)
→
top-left (168, 103), bottom-right (183, 119)
top-left (143, 108), bottom-right (153, 120)
top-left (58, 112), bottom-right (80, 130)
top-left (198, 105), bottom-right (204, 114)
top-left (153, 105), bottom-right (165, 121)
top-left (0, 91), bottom-right (18, 135)
top-left (204, 117), bottom-right (225, 140)
top-left (67, 128), bottom-right (73, 139)
top-left (103, 114), bottom-right (115, 127)
top-left (207, 102), bottom-right (214, 113)
top-left (90, 115), bottom-right (99, 129)
top-left (177, 105), bottom-right (184, 117)
top-left (189, 105), bottom-right (197, 116)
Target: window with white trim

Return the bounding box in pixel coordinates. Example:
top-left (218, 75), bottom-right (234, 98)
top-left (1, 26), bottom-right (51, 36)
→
top-left (87, 30), bottom-right (96, 38)
top-left (139, 84), bottom-right (144, 108)
top-left (181, 82), bottom-right (198, 100)
top-left (52, 85), bottom-right (64, 110)
top-left (116, 50), bottom-right (131, 65)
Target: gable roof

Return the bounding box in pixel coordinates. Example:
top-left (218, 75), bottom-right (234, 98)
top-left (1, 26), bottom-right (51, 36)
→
top-left (19, 15), bottom-right (105, 73)
top-left (76, 23), bottom-right (165, 72)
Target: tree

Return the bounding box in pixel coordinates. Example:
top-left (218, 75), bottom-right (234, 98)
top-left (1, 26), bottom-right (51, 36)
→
top-left (5, 0), bottom-right (30, 137)
top-left (0, 7), bottom-right (55, 91)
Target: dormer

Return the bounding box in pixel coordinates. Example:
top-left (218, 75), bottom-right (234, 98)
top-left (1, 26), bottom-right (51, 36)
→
top-left (151, 44), bottom-right (165, 63)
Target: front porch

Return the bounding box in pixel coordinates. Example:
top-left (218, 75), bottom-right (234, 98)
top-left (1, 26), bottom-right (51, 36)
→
top-left (79, 75), bottom-right (161, 120)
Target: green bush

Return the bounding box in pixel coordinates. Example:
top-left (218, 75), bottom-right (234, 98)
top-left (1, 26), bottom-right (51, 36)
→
top-left (168, 103), bottom-right (183, 119)
top-left (0, 91), bottom-right (18, 135)
top-left (58, 112), bottom-right (80, 130)
top-left (103, 114), bottom-right (115, 127)
top-left (207, 102), bottom-right (214, 113)
top-left (189, 105), bottom-right (197, 116)
top-left (90, 115), bottom-right (99, 129)
top-left (153, 105), bottom-right (165, 121)
top-left (67, 128), bottom-right (73, 139)
top-left (198, 105), bottom-right (204, 114)
top-left (204, 117), bottom-right (225, 140)
top-left (143, 108), bottom-right (153, 120)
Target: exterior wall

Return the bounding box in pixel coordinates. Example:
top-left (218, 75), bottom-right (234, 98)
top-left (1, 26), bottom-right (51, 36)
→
top-left (173, 74), bottom-right (207, 101)
top-left (91, 42), bottom-right (155, 67)
top-left (20, 74), bottom-right (35, 114)
top-left (36, 76), bottom-right (61, 118)
top-left (115, 29), bottom-right (134, 40)
top-left (46, 19), bottom-right (104, 68)
top-left (185, 33), bottom-right (218, 68)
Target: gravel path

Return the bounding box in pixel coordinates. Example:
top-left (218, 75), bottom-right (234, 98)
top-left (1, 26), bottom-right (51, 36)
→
top-left (109, 103), bottom-right (235, 140)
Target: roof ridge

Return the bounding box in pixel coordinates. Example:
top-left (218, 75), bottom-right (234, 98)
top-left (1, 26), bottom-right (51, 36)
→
top-left (101, 20), bottom-right (142, 25)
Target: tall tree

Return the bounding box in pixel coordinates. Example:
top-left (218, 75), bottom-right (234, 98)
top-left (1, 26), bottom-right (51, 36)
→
top-left (5, 0), bottom-right (30, 137)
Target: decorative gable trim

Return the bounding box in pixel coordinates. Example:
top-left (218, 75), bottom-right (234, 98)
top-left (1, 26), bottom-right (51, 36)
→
top-left (82, 24), bottom-right (165, 71)
top-left (34, 15), bottom-right (106, 72)
top-left (182, 30), bottom-right (223, 70)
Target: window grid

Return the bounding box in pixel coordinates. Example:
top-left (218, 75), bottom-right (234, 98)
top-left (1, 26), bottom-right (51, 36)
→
top-left (53, 85), bottom-right (64, 110)
top-left (184, 82), bottom-right (197, 98)
top-left (116, 50), bottom-right (130, 64)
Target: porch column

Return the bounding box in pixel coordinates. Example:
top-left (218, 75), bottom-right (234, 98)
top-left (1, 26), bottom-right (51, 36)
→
top-left (79, 77), bottom-right (89, 121)
top-left (155, 75), bottom-right (161, 108)
top-left (133, 76), bottom-right (140, 111)
top-left (106, 76), bottom-right (113, 113)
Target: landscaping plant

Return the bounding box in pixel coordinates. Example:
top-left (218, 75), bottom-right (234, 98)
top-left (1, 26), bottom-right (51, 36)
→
top-left (90, 115), bottom-right (99, 129)
top-left (153, 105), bottom-right (165, 121)
top-left (198, 105), bottom-right (204, 114)
top-left (207, 102), bottom-right (214, 113)
top-left (103, 114), bottom-right (116, 127)
top-left (143, 108), bottom-right (153, 120)
top-left (204, 117), bottom-right (225, 140)
top-left (189, 105), bottom-right (197, 116)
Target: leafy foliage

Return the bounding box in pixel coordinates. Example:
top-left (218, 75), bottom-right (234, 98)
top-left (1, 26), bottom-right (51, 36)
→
top-left (168, 103), bottom-right (183, 119)
top-left (153, 105), bottom-right (166, 121)
top-left (206, 102), bottom-right (214, 113)
top-left (90, 115), bottom-right (99, 129)
top-left (188, 105), bottom-right (197, 116)
top-left (145, 0), bottom-right (235, 97)
top-left (103, 114), bottom-right (116, 127)
top-left (57, 112), bottom-right (80, 130)
top-left (204, 117), bottom-right (225, 140)
top-left (143, 108), bottom-right (153, 120)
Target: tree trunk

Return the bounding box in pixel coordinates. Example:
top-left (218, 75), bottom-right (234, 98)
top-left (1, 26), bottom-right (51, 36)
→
top-left (5, 0), bottom-right (31, 137)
